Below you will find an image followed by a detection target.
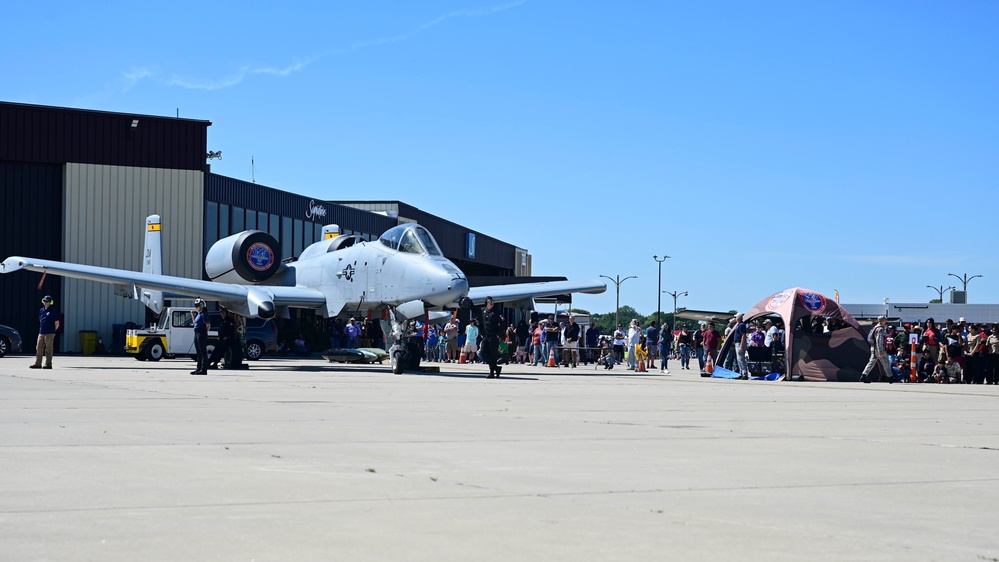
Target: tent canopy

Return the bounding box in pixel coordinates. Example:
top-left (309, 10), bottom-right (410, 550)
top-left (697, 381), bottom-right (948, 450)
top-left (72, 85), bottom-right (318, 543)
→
top-left (744, 288), bottom-right (870, 382)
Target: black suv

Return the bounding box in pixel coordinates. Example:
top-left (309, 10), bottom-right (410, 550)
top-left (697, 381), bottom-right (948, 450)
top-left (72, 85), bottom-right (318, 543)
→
top-left (0, 323), bottom-right (23, 357)
top-left (206, 313), bottom-right (279, 360)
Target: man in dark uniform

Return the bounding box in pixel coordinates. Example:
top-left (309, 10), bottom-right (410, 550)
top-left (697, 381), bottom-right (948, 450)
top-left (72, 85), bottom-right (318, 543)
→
top-left (563, 314), bottom-right (581, 368)
top-left (480, 296), bottom-right (504, 378)
top-left (208, 308), bottom-right (236, 369)
top-left (191, 299), bottom-right (210, 375)
top-left (30, 295), bottom-right (60, 369)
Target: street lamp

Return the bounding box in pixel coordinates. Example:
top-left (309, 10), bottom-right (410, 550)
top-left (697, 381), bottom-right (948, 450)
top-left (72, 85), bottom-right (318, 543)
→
top-left (599, 274), bottom-right (637, 329)
top-left (948, 272), bottom-right (983, 292)
top-left (663, 290), bottom-right (687, 331)
top-left (926, 285), bottom-right (955, 302)
top-left (653, 255), bottom-right (670, 326)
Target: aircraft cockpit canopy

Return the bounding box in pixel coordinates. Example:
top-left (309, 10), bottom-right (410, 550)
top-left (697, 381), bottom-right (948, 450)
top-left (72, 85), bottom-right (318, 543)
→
top-left (378, 224), bottom-right (443, 256)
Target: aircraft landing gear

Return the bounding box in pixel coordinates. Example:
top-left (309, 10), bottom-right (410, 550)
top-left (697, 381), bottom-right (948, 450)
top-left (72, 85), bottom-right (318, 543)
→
top-left (388, 308), bottom-right (424, 375)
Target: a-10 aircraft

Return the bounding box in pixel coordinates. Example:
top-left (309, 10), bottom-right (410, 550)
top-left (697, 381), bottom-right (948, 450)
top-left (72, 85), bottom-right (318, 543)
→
top-left (2, 214), bottom-right (605, 371)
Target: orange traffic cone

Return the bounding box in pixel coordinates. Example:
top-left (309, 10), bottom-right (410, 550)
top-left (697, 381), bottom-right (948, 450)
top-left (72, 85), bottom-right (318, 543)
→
top-left (637, 358), bottom-right (647, 372)
top-left (459, 348), bottom-right (467, 364)
top-left (547, 347), bottom-right (557, 367)
top-left (705, 353), bottom-right (715, 375)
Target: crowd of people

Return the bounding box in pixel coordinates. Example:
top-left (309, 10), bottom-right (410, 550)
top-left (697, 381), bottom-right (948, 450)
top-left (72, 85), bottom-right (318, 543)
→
top-left (316, 311), bottom-right (999, 384)
top-left (388, 311), bottom-right (795, 377)
top-left (879, 317), bottom-right (999, 384)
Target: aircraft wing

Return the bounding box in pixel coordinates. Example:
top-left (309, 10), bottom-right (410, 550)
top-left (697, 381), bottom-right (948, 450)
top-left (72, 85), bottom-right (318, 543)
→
top-left (465, 279), bottom-right (606, 306)
top-left (0, 256), bottom-right (326, 316)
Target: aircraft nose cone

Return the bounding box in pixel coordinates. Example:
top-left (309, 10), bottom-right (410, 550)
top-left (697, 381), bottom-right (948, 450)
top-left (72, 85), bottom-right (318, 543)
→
top-left (424, 267), bottom-right (468, 307)
top-left (450, 275), bottom-right (469, 296)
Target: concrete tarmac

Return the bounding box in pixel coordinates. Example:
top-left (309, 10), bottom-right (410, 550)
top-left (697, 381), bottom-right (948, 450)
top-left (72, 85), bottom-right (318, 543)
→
top-left (1, 354), bottom-right (998, 561)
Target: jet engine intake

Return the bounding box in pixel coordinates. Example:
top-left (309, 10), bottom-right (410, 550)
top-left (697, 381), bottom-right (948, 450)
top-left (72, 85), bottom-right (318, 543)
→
top-left (205, 230), bottom-right (282, 284)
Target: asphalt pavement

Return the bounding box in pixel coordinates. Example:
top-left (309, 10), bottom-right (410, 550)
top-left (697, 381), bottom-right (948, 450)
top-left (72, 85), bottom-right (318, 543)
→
top-left (2, 354), bottom-right (998, 561)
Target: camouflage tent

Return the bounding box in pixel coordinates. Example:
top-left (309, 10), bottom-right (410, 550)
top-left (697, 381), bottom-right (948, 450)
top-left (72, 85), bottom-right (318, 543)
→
top-left (744, 288), bottom-right (869, 382)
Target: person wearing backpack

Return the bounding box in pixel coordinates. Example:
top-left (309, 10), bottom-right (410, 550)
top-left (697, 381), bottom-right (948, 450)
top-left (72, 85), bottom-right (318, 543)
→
top-left (861, 315), bottom-right (891, 384)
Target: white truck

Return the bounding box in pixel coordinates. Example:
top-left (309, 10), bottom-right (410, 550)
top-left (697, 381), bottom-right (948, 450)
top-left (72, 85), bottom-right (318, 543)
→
top-left (125, 307), bottom-right (223, 362)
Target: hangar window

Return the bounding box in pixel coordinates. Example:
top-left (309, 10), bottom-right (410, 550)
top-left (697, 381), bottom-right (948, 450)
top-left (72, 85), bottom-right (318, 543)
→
top-left (232, 207), bottom-right (244, 232)
top-left (220, 204), bottom-right (230, 237)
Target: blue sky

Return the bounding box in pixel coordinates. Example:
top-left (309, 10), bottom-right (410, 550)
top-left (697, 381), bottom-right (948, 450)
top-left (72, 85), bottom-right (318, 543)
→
top-left (5, 1), bottom-right (998, 317)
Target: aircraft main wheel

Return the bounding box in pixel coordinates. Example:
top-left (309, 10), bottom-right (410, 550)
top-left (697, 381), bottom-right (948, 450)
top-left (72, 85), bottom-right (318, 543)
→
top-left (145, 340), bottom-right (165, 361)
top-left (245, 340), bottom-right (263, 361)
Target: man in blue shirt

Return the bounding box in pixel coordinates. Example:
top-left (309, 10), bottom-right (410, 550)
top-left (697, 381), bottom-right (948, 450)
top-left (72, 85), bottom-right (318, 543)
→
top-left (733, 314), bottom-right (749, 377)
top-left (343, 318), bottom-right (361, 349)
top-left (30, 295), bottom-right (60, 369)
top-left (646, 321), bottom-right (660, 370)
top-left (191, 300), bottom-right (210, 375)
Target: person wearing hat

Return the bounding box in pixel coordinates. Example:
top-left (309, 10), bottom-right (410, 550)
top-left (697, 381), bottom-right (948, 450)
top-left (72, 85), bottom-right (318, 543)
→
top-left (763, 318), bottom-right (777, 348)
top-left (344, 318), bottom-right (361, 349)
top-left (208, 308), bottom-right (237, 370)
top-left (612, 323), bottom-right (626, 364)
top-left (544, 314), bottom-right (561, 366)
top-left (861, 315), bottom-right (891, 384)
top-left (563, 314), bottom-right (580, 369)
top-left (480, 296), bottom-right (504, 377)
top-left (190, 299), bottom-right (210, 375)
top-left (531, 320), bottom-right (545, 366)
top-left (30, 295), bottom-right (60, 369)
top-left (894, 323), bottom-right (912, 365)
top-left (443, 317), bottom-right (460, 363)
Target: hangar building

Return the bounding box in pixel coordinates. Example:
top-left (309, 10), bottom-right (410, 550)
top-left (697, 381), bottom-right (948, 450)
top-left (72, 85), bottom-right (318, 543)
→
top-left (0, 101), bottom-right (531, 352)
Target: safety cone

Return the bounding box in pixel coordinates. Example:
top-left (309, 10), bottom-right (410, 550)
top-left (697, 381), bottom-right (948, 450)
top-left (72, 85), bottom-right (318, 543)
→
top-left (459, 348), bottom-right (467, 364)
top-left (705, 353), bottom-right (715, 375)
top-left (637, 358), bottom-right (647, 372)
top-left (547, 348), bottom-right (557, 367)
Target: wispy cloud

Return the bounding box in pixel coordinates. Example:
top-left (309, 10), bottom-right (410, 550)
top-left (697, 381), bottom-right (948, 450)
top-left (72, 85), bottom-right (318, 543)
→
top-left (330, 0), bottom-right (528, 55)
top-left (116, 1), bottom-right (527, 92)
top-left (162, 59), bottom-right (316, 91)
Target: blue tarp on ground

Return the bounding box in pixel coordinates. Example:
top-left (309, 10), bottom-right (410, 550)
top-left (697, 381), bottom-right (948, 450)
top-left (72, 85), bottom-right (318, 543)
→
top-left (711, 366), bottom-right (741, 379)
top-left (712, 367), bottom-right (782, 380)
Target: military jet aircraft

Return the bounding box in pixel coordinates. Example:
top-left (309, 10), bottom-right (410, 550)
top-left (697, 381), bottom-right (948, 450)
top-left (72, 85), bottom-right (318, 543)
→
top-left (2, 214), bottom-right (606, 371)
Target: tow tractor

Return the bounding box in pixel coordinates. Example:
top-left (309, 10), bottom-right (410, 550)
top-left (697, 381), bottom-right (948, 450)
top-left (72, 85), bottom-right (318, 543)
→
top-left (125, 307), bottom-right (221, 362)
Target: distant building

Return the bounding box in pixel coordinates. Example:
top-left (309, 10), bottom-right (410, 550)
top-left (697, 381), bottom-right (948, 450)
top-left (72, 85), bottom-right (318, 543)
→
top-left (842, 303), bottom-right (999, 325)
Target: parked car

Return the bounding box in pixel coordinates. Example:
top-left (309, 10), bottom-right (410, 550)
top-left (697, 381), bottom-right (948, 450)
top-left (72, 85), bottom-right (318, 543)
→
top-left (242, 318), bottom-right (279, 360)
top-left (0, 323), bottom-right (24, 357)
top-left (205, 313), bottom-right (278, 361)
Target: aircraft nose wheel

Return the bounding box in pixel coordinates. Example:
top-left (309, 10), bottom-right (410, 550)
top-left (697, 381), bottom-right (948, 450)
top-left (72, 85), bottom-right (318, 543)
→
top-left (391, 341), bottom-right (423, 374)
top-left (392, 349), bottom-right (405, 374)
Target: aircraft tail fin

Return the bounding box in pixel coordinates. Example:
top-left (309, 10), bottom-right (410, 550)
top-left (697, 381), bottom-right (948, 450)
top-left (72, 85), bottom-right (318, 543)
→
top-left (140, 214), bottom-right (164, 313)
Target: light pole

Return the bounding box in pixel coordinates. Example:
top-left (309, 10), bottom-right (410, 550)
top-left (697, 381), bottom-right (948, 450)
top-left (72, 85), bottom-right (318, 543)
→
top-left (948, 272), bottom-right (983, 293)
top-left (652, 255), bottom-right (670, 326)
top-left (663, 290), bottom-right (687, 331)
top-left (926, 285), bottom-right (955, 302)
top-left (599, 274), bottom-right (637, 329)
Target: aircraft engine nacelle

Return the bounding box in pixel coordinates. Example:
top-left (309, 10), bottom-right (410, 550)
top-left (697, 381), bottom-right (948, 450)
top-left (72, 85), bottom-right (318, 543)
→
top-left (205, 230), bottom-right (282, 284)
